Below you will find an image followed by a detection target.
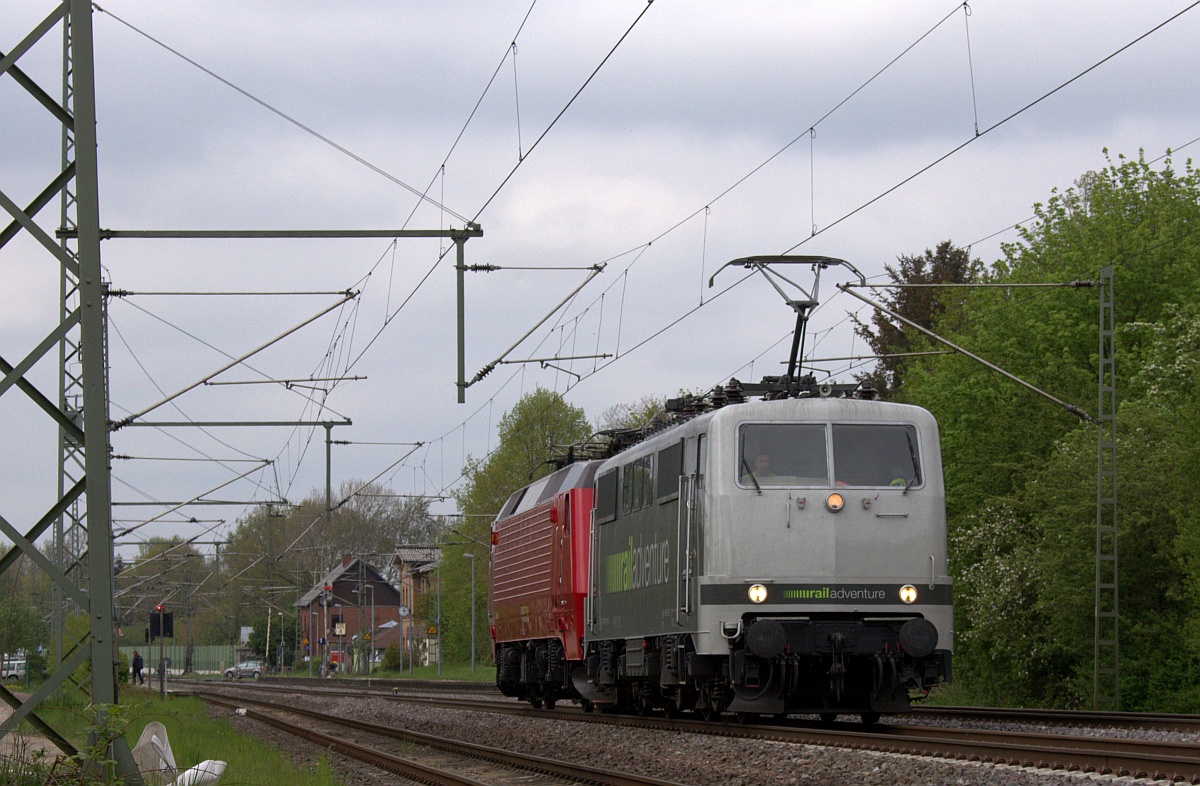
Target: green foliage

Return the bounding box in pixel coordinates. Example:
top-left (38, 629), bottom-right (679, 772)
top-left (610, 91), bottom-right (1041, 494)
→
top-left (900, 151), bottom-right (1200, 710)
top-left (0, 595), bottom-right (47, 657)
top-left (596, 395), bottom-right (667, 430)
top-left (444, 388), bottom-right (591, 664)
top-left (116, 652), bottom-right (128, 686)
top-left (454, 387), bottom-right (591, 520)
top-left (29, 693), bottom-right (342, 784)
top-left (379, 640), bottom-right (402, 671)
top-left (851, 240), bottom-right (981, 398)
top-left (247, 614), bottom-right (297, 668)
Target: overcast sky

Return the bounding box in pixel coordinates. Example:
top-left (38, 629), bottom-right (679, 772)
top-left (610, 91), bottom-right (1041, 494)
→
top-left (4, 0), bottom-right (1198, 561)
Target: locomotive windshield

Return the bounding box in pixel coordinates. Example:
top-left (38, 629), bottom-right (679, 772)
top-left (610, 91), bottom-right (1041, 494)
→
top-left (831, 424), bottom-right (921, 487)
top-left (738, 423), bottom-right (921, 488)
top-left (739, 424), bottom-right (828, 486)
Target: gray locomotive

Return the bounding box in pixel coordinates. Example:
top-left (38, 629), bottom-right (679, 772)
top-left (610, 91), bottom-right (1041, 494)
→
top-left (571, 381), bottom-right (952, 722)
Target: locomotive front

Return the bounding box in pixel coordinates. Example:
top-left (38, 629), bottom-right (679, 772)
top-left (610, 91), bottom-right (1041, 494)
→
top-left (582, 395), bottom-right (952, 722)
top-left (703, 397), bottom-right (952, 720)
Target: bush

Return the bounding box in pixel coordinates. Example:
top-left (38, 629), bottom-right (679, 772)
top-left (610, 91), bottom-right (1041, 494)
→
top-left (379, 641), bottom-right (401, 672)
top-left (26, 649), bottom-right (47, 681)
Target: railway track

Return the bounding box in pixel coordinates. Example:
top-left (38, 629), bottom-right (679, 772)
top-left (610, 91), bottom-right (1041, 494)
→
top-left (202, 681), bottom-right (1200, 783)
top-left (905, 704), bottom-right (1200, 733)
top-left (200, 689), bottom-right (687, 786)
top-left (235, 676), bottom-right (1200, 734)
top-left (234, 672), bottom-right (1200, 734)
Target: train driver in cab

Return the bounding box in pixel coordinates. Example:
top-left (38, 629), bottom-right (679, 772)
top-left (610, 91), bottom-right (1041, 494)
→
top-left (742, 450), bottom-right (782, 484)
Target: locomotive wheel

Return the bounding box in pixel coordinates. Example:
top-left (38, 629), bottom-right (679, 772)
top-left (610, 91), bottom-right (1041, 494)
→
top-left (819, 712), bottom-right (837, 724)
top-left (699, 704), bottom-right (721, 722)
top-left (860, 712), bottom-right (881, 725)
top-left (736, 712), bottom-right (759, 725)
top-left (580, 699), bottom-right (594, 713)
top-left (545, 693), bottom-right (557, 710)
top-left (530, 696), bottom-right (544, 709)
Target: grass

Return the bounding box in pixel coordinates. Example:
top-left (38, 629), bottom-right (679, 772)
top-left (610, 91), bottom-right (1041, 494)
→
top-left (10, 689), bottom-right (345, 786)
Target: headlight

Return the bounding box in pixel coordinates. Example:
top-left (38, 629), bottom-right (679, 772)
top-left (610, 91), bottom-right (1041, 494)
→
top-left (748, 583), bottom-right (768, 604)
top-left (899, 584), bottom-right (918, 604)
top-left (825, 492), bottom-right (845, 512)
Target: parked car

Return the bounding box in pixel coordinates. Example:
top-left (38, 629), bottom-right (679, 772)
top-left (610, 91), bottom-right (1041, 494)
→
top-left (1, 660), bottom-right (27, 682)
top-left (224, 660), bottom-right (264, 680)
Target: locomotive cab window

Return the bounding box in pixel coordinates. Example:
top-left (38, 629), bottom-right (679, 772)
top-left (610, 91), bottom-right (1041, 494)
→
top-left (738, 424), bottom-right (829, 487)
top-left (621, 455), bottom-right (654, 514)
top-left (596, 469), bottom-right (618, 524)
top-left (657, 441), bottom-right (683, 502)
top-left (831, 424), bottom-right (922, 488)
top-left (499, 488), bottom-right (526, 519)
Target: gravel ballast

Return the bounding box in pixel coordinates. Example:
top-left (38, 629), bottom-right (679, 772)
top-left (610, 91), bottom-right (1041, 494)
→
top-left (215, 690), bottom-right (1189, 786)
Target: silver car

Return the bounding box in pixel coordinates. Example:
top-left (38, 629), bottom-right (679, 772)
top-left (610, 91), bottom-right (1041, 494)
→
top-left (224, 660), bottom-right (264, 680)
top-left (2, 660), bottom-right (26, 682)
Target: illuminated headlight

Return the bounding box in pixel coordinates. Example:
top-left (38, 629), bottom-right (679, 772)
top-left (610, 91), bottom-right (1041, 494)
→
top-left (748, 583), bottom-right (768, 604)
top-left (825, 492), bottom-right (845, 512)
top-left (899, 584), bottom-right (918, 604)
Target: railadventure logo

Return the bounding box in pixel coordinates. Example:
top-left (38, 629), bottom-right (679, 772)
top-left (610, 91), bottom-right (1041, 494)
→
top-left (783, 587), bottom-right (886, 601)
top-left (605, 534), bottom-right (671, 592)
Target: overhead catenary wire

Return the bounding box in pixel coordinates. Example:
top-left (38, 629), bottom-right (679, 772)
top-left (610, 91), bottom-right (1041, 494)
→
top-left (781, 0), bottom-right (1200, 254)
top-left (198, 3), bottom-right (669, 512)
top-left (533, 2), bottom-right (1200, 406)
top-left (478, 0), bottom-right (982, 401)
top-left (469, 0), bottom-right (657, 223)
top-left (113, 298), bottom-right (353, 422)
top-left (103, 3), bottom-right (1200, 558)
top-left (113, 291), bottom-right (357, 429)
top-left (92, 4), bottom-right (472, 224)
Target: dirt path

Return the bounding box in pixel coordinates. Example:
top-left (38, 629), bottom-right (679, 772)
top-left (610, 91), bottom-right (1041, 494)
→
top-left (0, 695), bottom-right (70, 763)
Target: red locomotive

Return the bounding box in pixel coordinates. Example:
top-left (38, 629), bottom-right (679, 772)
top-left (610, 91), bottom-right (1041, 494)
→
top-left (489, 461), bottom-right (601, 708)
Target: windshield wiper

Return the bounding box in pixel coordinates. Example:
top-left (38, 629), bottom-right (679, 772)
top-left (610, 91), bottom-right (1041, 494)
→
top-left (903, 430), bottom-right (921, 495)
top-left (741, 455), bottom-right (762, 495)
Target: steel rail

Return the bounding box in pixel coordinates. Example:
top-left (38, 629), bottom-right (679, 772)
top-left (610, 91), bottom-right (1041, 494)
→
top-left (264, 677), bottom-right (1200, 733)
top-left (197, 689), bottom-right (688, 786)
top-left (906, 704), bottom-right (1200, 732)
top-left (234, 678), bottom-right (1200, 731)
top-left (205, 680), bottom-right (1200, 782)
top-left (204, 694), bottom-right (483, 786)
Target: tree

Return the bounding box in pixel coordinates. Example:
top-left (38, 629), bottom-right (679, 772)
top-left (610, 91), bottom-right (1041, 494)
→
top-left (216, 482), bottom-right (440, 660)
top-left (454, 388), bottom-right (591, 523)
top-left (852, 241), bottom-right (980, 398)
top-left (901, 151), bottom-right (1200, 709)
top-left (115, 537), bottom-right (221, 648)
top-left (247, 613), bottom-right (297, 669)
top-left (444, 388), bottom-right (591, 664)
top-left (596, 395), bottom-right (666, 431)
top-left (0, 596), bottom-right (45, 659)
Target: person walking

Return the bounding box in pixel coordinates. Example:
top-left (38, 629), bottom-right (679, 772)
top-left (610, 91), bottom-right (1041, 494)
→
top-left (132, 650), bottom-right (144, 685)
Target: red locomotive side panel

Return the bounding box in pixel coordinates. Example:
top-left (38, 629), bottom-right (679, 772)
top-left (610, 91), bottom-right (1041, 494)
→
top-left (490, 487), bottom-right (593, 661)
top-left (491, 500), bottom-right (556, 644)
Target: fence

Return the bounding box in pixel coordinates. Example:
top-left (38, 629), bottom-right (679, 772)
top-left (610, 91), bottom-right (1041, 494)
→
top-left (120, 644), bottom-right (246, 677)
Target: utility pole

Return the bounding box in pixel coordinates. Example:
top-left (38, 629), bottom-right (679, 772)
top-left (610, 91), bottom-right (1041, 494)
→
top-left (1094, 266), bottom-right (1119, 710)
top-left (0, 3), bottom-right (138, 773)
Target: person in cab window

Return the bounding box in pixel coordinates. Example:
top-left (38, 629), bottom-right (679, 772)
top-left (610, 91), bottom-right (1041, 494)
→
top-left (743, 451), bottom-right (780, 483)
